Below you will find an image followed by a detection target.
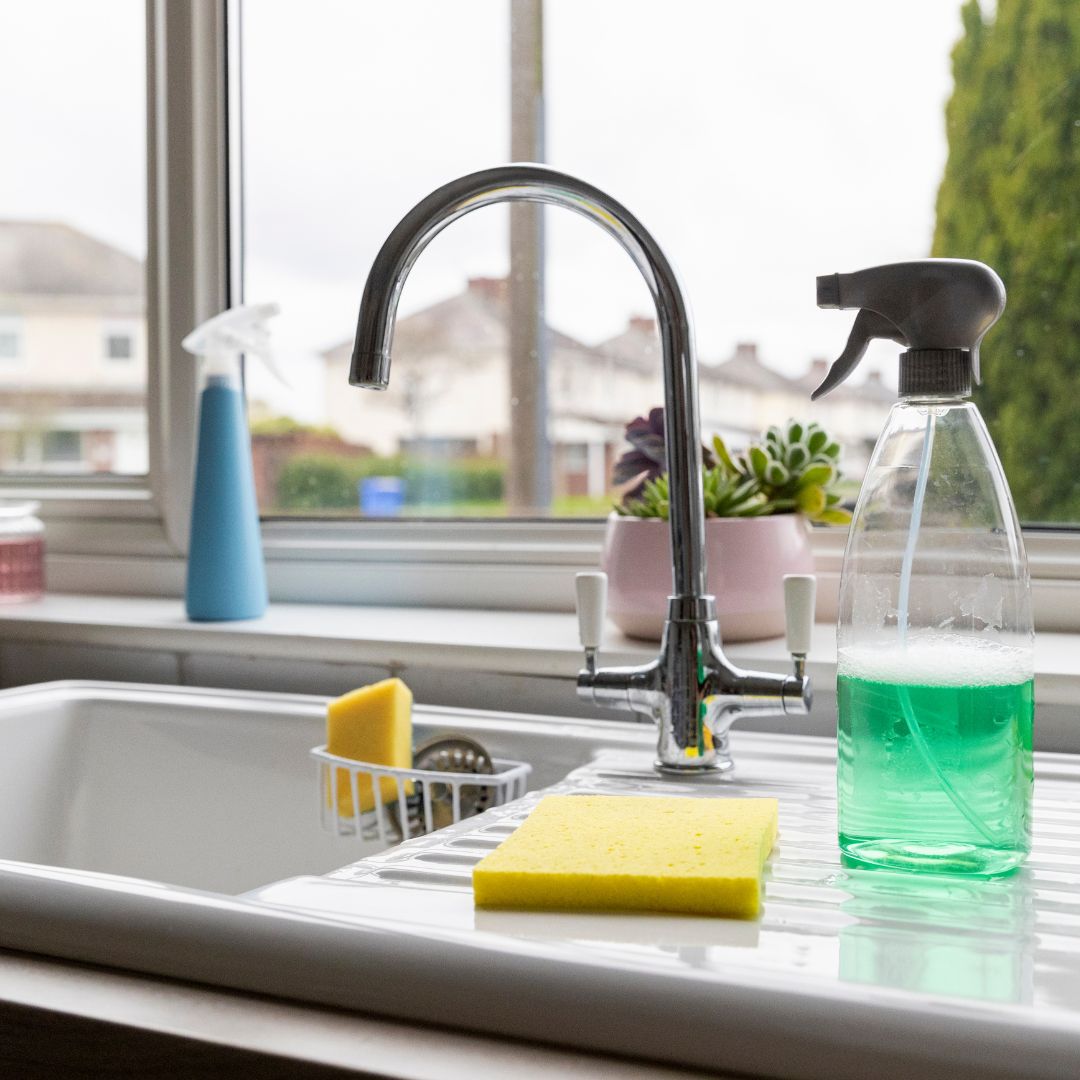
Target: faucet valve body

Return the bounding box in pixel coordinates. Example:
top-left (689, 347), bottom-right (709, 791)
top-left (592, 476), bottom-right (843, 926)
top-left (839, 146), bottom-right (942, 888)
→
top-left (576, 575), bottom-right (813, 773)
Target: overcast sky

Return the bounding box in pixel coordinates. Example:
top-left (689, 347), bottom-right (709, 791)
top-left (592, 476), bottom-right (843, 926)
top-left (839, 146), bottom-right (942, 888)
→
top-left (242, 0), bottom-right (966, 418)
top-left (2, 1), bottom-right (969, 421)
top-left (0, 3), bottom-right (145, 252)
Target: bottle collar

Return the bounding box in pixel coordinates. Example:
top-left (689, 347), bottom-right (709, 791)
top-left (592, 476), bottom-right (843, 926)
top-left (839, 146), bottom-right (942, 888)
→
top-left (898, 348), bottom-right (971, 399)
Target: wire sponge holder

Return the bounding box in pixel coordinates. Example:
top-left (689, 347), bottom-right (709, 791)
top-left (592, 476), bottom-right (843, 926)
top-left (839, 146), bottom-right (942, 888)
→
top-left (311, 745), bottom-right (532, 846)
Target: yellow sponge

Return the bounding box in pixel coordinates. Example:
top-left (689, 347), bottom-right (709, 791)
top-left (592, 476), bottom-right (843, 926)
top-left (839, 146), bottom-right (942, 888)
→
top-left (326, 678), bottom-right (412, 817)
top-left (473, 794), bottom-right (777, 919)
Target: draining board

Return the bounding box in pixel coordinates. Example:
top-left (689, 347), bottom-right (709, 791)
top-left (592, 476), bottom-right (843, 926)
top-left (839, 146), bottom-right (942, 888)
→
top-left (250, 731), bottom-right (1080, 1080)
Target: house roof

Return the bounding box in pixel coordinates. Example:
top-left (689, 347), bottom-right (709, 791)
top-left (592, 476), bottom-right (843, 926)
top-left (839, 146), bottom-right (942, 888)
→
top-left (703, 342), bottom-right (802, 393)
top-left (0, 221), bottom-right (143, 299)
top-left (323, 276), bottom-right (593, 364)
top-left (322, 280), bottom-right (837, 402)
top-left (795, 358), bottom-right (897, 404)
top-left (593, 315), bottom-right (661, 375)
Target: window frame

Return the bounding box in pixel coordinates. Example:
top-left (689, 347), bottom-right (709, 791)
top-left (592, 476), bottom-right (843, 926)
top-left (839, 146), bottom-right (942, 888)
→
top-left (1, 1), bottom-right (227, 577)
top-left (5, 0), bottom-right (1080, 631)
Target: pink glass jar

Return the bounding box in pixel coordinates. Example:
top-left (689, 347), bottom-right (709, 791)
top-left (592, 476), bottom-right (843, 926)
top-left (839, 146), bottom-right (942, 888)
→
top-left (0, 501), bottom-right (44, 603)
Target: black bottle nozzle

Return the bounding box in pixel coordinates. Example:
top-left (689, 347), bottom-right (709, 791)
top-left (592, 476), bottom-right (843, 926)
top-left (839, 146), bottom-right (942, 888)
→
top-left (815, 273), bottom-right (842, 309)
top-left (812, 259), bottom-right (1006, 400)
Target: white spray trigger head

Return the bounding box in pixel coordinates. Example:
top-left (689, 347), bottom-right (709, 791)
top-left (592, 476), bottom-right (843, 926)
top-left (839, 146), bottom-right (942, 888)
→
top-left (181, 302), bottom-right (286, 385)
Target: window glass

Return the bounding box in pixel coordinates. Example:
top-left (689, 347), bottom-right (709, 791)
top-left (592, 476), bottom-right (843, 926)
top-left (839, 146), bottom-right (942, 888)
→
top-left (0, 317), bottom-right (22, 361)
top-left (42, 430), bottom-right (82, 465)
top-left (0, 1), bottom-right (148, 477)
top-left (104, 327), bottom-right (136, 361)
top-left (240, 1), bottom-right (1062, 523)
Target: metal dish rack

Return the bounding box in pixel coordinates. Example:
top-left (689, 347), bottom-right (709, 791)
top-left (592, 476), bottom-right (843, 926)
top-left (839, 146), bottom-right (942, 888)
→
top-left (311, 745), bottom-right (532, 846)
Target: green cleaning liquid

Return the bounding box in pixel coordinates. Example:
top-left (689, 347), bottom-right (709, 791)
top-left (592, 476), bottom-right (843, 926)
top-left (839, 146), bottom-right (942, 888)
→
top-left (837, 639), bottom-right (1033, 876)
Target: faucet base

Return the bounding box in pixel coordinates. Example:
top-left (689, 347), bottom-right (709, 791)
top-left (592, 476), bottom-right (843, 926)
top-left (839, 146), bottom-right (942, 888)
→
top-left (653, 757), bottom-right (733, 778)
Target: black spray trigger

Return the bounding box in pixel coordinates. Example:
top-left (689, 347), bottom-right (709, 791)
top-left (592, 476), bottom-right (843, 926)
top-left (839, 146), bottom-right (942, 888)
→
top-left (813, 259), bottom-right (1004, 400)
top-left (811, 309), bottom-right (908, 400)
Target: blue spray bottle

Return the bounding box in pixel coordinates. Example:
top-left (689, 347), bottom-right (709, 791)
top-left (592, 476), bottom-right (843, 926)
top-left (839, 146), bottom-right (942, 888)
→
top-left (181, 303), bottom-right (281, 621)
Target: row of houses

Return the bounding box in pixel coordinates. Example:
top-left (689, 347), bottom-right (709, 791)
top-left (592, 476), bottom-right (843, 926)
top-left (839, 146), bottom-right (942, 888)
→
top-left (0, 221), bottom-right (147, 475)
top-left (321, 276), bottom-right (894, 498)
top-left (0, 223), bottom-right (893, 501)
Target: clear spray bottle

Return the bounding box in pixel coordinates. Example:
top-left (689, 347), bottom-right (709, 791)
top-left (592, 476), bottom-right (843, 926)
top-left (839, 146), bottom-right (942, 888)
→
top-left (181, 303), bottom-right (282, 621)
top-left (814, 260), bottom-right (1033, 876)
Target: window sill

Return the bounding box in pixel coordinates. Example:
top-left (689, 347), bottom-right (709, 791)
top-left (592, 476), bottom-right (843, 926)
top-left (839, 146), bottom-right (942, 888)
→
top-left (0, 592), bottom-right (655, 676)
top-left (1, 593), bottom-right (1079, 706)
top-left (29, 522), bottom-right (1080, 636)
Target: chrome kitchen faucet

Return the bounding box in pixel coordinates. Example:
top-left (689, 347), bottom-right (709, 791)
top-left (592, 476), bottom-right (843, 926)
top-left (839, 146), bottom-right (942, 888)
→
top-left (349, 164), bottom-right (813, 774)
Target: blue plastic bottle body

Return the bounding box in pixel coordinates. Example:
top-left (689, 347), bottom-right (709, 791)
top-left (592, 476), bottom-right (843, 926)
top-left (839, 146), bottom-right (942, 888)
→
top-left (186, 376), bottom-right (267, 620)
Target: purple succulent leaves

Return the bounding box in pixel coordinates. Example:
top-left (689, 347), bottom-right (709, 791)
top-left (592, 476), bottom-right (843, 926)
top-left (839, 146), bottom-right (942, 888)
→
top-left (612, 406), bottom-right (718, 503)
top-left (612, 407), bottom-right (666, 498)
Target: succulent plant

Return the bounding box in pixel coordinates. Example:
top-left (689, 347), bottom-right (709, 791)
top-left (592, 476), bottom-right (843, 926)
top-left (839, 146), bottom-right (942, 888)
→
top-left (615, 413), bottom-right (852, 525)
top-left (712, 420), bottom-right (852, 525)
top-left (612, 407), bottom-right (716, 501)
top-left (611, 407), bottom-right (667, 500)
top-left (620, 468), bottom-right (765, 520)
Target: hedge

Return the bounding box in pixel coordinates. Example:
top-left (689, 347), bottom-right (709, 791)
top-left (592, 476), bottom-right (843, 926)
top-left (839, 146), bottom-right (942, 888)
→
top-left (276, 453), bottom-right (505, 511)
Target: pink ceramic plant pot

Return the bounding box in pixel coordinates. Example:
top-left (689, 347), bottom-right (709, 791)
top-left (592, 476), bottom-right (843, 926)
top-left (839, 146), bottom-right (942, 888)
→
top-left (601, 513), bottom-right (815, 642)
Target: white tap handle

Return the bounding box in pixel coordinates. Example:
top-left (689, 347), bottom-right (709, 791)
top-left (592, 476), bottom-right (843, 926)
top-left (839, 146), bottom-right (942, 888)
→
top-left (783, 574), bottom-right (816, 657)
top-left (575, 571), bottom-right (607, 651)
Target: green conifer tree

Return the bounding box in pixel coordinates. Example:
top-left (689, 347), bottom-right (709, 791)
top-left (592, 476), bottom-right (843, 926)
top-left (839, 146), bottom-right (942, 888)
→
top-left (933, 0), bottom-right (1080, 521)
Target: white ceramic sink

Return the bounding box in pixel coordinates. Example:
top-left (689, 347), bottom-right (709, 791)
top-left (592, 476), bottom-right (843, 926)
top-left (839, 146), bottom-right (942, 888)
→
top-left (0, 681), bottom-right (352, 893)
top-left (0, 681), bottom-right (626, 893)
top-left (1, 680), bottom-right (1079, 1080)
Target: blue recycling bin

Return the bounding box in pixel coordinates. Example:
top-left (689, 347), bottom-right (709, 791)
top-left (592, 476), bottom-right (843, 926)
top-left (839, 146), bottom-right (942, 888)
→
top-left (359, 476), bottom-right (405, 517)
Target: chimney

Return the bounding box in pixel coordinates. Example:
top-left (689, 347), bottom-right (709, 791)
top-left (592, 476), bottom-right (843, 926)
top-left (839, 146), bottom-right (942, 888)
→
top-left (467, 276), bottom-right (508, 304)
top-left (809, 357), bottom-right (829, 378)
top-left (628, 315), bottom-right (656, 335)
top-left (867, 369), bottom-right (883, 384)
top-left (734, 342), bottom-right (758, 363)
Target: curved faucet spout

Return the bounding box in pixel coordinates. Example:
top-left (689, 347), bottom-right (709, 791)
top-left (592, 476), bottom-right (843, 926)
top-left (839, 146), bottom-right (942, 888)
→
top-left (351, 163), bottom-right (813, 773)
top-left (350, 163), bottom-right (706, 600)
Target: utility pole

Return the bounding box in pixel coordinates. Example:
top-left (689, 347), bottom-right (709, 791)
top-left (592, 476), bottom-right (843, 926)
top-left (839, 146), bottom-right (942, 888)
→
top-left (507, 0), bottom-right (551, 514)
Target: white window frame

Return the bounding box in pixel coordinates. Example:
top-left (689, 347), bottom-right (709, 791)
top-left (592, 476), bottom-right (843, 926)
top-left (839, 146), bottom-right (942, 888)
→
top-left (5, 0), bottom-right (1080, 630)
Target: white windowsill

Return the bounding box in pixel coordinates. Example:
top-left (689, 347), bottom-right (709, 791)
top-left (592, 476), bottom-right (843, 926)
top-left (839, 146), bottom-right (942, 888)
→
top-left (0, 593), bottom-right (656, 677)
top-left (1, 593), bottom-right (1079, 706)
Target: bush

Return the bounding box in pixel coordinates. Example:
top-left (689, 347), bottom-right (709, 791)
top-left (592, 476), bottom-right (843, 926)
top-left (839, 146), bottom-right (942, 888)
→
top-left (402, 459), bottom-right (504, 505)
top-left (275, 454), bottom-right (372, 510)
top-left (276, 454), bottom-right (505, 511)
top-left (250, 416), bottom-right (339, 438)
